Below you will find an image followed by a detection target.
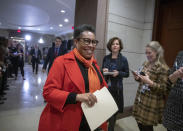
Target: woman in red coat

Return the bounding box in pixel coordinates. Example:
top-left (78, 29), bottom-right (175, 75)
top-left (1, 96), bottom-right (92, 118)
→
top-left (38, 24), bottom-right (107, 131)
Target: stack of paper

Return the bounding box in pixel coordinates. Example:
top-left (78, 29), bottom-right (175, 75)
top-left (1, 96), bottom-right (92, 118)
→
top-left (103, 72), bottom-right (115, 75)
top-left (81, 87), bottom-right (118, 131)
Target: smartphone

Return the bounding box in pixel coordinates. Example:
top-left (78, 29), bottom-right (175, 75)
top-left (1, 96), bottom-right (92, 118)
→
top-left (140, 71), bottom-right (146, 76)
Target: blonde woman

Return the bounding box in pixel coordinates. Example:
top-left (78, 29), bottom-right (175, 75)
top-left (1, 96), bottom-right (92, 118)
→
top-left (132, 41), bottom-right (169, 131)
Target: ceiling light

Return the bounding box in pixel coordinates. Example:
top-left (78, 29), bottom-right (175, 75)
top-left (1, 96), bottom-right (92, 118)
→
top-left (38, 38), bottom-right (44, 43)
top-left (59, 24), bottom-right (63, 27)
top-left (18, 27), bottom-right (21, 29)
top-left (50, 27), bottom-right (53, 30)
top-left (60, 10), bottom-right (65, 13)
top-left (64, 19), bottom-right (69, 23)
top-left (25, 35), bottom-right (31, 41)
top-left (37, 28), bottom-right (41, 30)
top-left (35, 96), bottom-right (38, 100)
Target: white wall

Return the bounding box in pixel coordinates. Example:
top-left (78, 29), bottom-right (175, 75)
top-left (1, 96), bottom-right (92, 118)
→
top-left (106, 0), bottom-right (155, 107)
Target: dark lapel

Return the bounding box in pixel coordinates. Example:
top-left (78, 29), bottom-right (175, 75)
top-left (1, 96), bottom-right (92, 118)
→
top-left (52, 47), bottom-right (56, 58)
top-left (63, 51), bottom-right (85, 93)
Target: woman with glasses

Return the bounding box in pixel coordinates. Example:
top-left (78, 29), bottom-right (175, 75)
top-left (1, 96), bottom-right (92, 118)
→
top-left (38, 24), bottom-right (108, 131)
top-left (102, 37), bottom-right (129, 131)
top-left (163, 51), bottom-right (183, 131)
top-left (132, 41), bottom-right (169, 131)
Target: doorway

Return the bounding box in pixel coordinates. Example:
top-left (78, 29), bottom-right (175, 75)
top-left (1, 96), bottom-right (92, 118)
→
top-left (153, 0), bottom-right (183, 67)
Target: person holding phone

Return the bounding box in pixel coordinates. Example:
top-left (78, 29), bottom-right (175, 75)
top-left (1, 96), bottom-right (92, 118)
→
top-left (132, 41), bottom-right (169, 131)
top-left (102, 37), bottom-right (129, 131)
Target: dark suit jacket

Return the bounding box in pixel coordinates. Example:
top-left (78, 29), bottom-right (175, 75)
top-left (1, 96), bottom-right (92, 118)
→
top-left (42, 44), bottom-right (67, 72)
top-left (30, 48), bottom-right (42, 63)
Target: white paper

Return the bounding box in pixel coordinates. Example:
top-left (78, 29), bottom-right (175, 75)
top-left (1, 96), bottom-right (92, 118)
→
top-left (81, 87), bottom-right (118, 131)
top-left (103, 72), bottom-right (115, 75)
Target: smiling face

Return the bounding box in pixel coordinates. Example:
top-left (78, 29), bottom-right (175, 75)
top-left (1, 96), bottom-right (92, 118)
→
top-left (75, 31), bottom-right (96, 59)
top-left (111, 39), bottom-right (120, 53)
top-left (145, 47), bottom-right (157, 63)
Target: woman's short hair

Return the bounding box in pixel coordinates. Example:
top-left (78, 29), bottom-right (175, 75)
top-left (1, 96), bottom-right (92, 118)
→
top-left (107, 37), bottom-right (123, 52)
top-left (74, 24), bottom-right (95, 39)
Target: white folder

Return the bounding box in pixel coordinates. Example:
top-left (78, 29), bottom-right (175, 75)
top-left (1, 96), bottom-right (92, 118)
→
top-left (81, 87), bottom-right (118, 131)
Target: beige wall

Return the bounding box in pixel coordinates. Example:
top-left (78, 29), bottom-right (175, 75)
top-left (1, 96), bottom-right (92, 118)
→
top-left (104, 0), bottom-right (155, 106)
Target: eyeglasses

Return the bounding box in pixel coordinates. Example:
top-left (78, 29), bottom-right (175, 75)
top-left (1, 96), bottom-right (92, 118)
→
top-left (77, 38), bottom-right (99, 46)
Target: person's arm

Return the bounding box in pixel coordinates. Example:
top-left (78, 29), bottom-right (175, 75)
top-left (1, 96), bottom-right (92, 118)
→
top-left (65, 93), bottom-right (77, 104)
top-left (168, 67), bottom-right (183, 83)
top-left (43, 59), bottom-right (70, 111)
top-left (42, 48), bottom-right (51, 70)
top-left (118, 56), bottom-right (129, 78)
top-left (30, 49), bottom-right (34, 56)
top-left (132, 70), bottom-right (141, 82)
top-left (101, 56), bottom-right (110, 83)
top-left (139, 67), bottom-right (169, 93)
top-left (64, 88), bottom-right (99, 107)
top-left (102, 56), bottom-right (109, 73)
top-left (39, 50), bottom-right (42, 59)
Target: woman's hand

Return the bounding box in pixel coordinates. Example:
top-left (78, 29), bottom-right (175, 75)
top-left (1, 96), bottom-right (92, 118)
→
top-left (169, 67), bottom-right (183, 83)
top-left (112, 70), bottom-right (119, 77)
top-left (139, 75), bottom-right (154, 86)
top-left (132, 71), bottom-right (140, 81)
top-left (103, 68), bottom-right (108, 72)
top-left (176, 67), bottom-right (183, 78)
top-left (76, 93), bottom-right (97, 107)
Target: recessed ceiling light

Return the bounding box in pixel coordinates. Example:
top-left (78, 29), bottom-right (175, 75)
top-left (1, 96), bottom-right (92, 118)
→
top-left (18, 27), bottom-right (21, 29)
top-left (60, 10), bottom-right (66, 13)
top-left (25, 35), bottom-right (31, 41)
top-left (64, 19), bottom-right (69, 23)
top-left (50, 27), bottom-right (53, 30)
top-left (38, 38), bottom-right (44, 43)
top-left (37, 28), bottom-right (41, 30)
top-left (59, 24), bottom-right (63, 27)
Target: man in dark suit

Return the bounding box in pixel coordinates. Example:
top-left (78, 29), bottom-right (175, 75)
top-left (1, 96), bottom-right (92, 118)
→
top-left (30, 44), bottom-right (42, 74)
top-left (42, 37), bottom-right (67, 73)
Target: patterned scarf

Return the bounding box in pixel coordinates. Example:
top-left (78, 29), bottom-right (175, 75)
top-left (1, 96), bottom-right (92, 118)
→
top-left (73, 48), bottom-right (100, 93)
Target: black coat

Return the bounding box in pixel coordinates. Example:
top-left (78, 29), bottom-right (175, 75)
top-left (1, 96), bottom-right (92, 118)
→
top-left (163, 51), bottom-right (183, 131)
top-left (42, 44), bottom-right (67, 72)
top-left (30, 48), bottom-right (42, 63)
top-left (102, 53), bottom-right (129, 112)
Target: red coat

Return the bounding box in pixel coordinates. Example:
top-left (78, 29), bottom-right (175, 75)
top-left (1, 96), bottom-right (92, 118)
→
top-left (38, 51), bottom-right (107, 131)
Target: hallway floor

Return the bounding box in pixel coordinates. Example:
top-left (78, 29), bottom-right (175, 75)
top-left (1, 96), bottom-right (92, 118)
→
top-left (0, 64), bottom-right (166, 131)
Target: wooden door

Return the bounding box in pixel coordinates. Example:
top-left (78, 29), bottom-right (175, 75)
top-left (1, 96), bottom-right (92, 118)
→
top-left (153, 0), bottom-right (183, 67)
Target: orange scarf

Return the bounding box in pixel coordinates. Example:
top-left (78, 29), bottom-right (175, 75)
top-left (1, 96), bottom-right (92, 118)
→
top-left (73, 48), bottom-right (100, 93)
